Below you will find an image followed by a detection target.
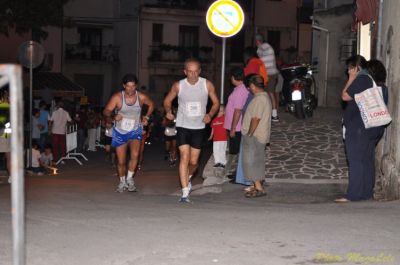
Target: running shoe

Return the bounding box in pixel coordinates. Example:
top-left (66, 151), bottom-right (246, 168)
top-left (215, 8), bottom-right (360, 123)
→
top-left (116, 181), bottom-right (127, 193)
top-left (179, 196), bottom-right (191, 203)
top-left (126, 178), bottom-right (137, 192)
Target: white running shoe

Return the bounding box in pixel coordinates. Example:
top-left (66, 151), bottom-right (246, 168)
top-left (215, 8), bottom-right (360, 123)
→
top-left (179, 196), bottom-right (191, 203)
top-left (116, 181), bottom-right (127, 193)
top-left (126, 178), bottom-right (137, 192)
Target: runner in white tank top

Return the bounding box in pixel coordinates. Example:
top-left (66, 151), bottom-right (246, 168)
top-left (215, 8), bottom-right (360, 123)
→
top-left (163, 58), bottom-right (220, 203)
top-left (176, 77), bottom-right (209, 129)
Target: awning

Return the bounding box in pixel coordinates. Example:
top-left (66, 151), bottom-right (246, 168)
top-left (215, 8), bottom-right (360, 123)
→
top-left (354, 0), bottom-right (378, 25)
top-left (33, 72), bottom-right (85, 98)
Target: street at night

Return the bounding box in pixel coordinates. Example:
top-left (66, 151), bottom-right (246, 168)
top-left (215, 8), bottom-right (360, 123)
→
top-left (1, 109), bottom-right (399, 265)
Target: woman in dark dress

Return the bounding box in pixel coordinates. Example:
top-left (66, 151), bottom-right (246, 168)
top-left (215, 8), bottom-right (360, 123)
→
top-left (337, 57), bottom-right (389, 202)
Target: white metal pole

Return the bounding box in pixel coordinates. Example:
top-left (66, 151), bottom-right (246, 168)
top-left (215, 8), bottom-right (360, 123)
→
top-left (6, 64), bottom-right (26, 265)
top-left (28, 41), bottom-right (33, 167)
top-left (220, 38), bottom-right (226, 104)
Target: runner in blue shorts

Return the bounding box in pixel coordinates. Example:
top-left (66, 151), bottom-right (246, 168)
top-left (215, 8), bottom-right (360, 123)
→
top-left (103, 74), bottom-right (154, 193)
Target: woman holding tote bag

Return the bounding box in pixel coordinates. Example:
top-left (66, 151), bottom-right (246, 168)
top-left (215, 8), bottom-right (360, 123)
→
top-left (337, 57), bottom-right (389, 202)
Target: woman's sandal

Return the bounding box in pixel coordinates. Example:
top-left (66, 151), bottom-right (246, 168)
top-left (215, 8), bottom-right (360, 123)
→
top-left (334, 197), bottom-right (351, 203)
top-left (243, 185), bottom-right (255, 192)
top-left (245, 189), bottom-right (267, 198)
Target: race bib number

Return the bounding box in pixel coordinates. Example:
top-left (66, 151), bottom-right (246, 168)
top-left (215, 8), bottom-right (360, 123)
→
top-left (186, 102), bottom-right (201, 117)
top-left (121, 118), bottom-right (135, 131)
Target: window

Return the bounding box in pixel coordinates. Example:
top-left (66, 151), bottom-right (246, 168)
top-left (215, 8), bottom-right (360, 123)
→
top-left (152, 23), bottom-right (163, 44)
top-left (179, 25), bottom-right (199, 58)
top-left (267, 30), bottom-right (281, 55)
top-left (78, 28), bottom-right (102, 60)
top-left (78, 28), bottom-right (102, 46)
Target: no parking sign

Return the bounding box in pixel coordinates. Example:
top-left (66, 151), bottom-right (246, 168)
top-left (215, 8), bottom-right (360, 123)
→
top-left (206, 0), bottom-right (244, 38)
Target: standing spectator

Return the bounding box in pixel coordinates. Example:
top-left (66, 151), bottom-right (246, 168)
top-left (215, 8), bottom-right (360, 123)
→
top-left (336, 57), bottom-right (389, 202)
top-left (255, 34), bottom-right (279, 122)
top-left (49, 100), bottom-right (72, 162)
top-left (38, 101), bottom-right (50, 150)
top-left (241, 75), bottom-right (272, 198)
top-left (224, 67), bottom-right (249, 177)
top-left (32, 108), bottom-right (41, 145)
top-left (86, 107), bottom-right (99, 152)
top-left (209, 105), bottom-right (227, 168)
top-left (74, 105), bottom-right (88, 152)
top-left (243, 47), bottom-right (268, 86)
top-left (162, 106), bottom-right (178, 166)
top-left (103, 117), bottom-right (115, 165)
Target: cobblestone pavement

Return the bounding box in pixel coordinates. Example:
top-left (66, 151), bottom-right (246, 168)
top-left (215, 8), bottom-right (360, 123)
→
top-left (265, 107), bottom-right (348, 182)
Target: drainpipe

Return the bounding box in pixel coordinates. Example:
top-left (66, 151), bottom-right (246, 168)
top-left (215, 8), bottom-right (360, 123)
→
top-left (136, 2), bottom-right (141, 78)
top-left (312, 24), bottom-right (330, 106)
top-left (376, 0), bottom-right (384, 59)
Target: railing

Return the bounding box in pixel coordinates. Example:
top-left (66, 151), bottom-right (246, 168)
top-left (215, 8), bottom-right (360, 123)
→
top-left (148, 45), bottom-right (213, 63)
top-left (65, 44), bottom-right (119, 63)
top-left (56, 124), bottom-right (88, 165)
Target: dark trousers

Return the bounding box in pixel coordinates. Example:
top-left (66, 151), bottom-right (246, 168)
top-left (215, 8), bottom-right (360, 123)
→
top-left (77, 128), bottom-right (86, 152)
top-left (345, 130), bottom-right (377, 201)
top-left (227, 130), bottom-right (241, 155)
top-left (51, 134), bottom-right (66, 161)
top-left (39, 132), bottom-right (48, 150)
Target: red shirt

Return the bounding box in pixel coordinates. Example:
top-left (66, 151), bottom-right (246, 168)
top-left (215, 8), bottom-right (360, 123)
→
top-left (211, 116), bottom-right (227, 142)
top-left (244, 57), bottom-right (269, 85)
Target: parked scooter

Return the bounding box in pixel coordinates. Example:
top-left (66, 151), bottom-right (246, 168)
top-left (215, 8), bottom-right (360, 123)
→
top-left (281, 63), bottom-right (318, 119)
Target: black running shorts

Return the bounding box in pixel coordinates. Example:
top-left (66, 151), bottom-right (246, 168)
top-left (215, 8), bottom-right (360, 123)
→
top-left (176, 127), bottom-right (204, 149)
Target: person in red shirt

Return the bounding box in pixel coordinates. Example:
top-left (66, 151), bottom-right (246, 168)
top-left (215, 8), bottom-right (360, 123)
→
top-left (243, 46), bottom-right (268, 86)
top-left (208, 105), bottom-right (228, 168)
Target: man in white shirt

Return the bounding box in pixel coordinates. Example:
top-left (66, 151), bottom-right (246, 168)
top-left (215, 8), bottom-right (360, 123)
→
top-left (256, 34), bottom-right (279, 122)
top-left (49, 100), bottom-right (72, 161)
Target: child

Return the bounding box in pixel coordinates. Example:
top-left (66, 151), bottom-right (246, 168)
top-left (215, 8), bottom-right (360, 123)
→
top-left (40, 144), bottom-right (57, 174)
top-left (32, 108), bottom-right (41, 145)
top-left (30, 141), bottom-right (46, 175)
top-left (208, 105), bottom-right (227, 168)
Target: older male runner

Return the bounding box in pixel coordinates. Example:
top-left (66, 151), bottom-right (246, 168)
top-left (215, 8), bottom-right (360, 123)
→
top-left (164, 58), bottom-right (220, 203)
top-left (103, 74), bottom-right (154, 192)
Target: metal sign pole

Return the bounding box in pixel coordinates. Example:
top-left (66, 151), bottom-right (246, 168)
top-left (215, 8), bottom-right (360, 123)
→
top-left (1, 64), bottom-right (26, 265)
top-left (220, 38), bottom-right (226, 104)
top-left (28, 41), bottom-right (33, 168)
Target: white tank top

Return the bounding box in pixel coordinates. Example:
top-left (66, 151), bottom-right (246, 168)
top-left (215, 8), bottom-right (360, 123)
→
top-left (115, 91), bottom-right (142, 134)
top-left (176, 77), bottom-right (208, 129)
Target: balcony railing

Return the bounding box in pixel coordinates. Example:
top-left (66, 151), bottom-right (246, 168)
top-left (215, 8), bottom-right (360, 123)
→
top-left (65, 44), bottom-right (119, 63)
top-left (148, 45), bottom-right (213, 63)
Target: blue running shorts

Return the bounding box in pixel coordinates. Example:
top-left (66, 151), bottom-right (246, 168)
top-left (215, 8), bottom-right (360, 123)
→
top-left (111, 127), bottom-right (142, 148)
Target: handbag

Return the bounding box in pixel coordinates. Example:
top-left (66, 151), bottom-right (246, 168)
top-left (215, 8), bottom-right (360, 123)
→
top-left (354, 76), bottom-right (391, 128)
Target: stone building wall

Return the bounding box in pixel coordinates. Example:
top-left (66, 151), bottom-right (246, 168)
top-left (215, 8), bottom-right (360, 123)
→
top-left (374, 0), bottom-right (400, 200)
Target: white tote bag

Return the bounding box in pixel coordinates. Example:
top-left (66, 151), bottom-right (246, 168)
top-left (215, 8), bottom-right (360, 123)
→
top-left (354, 76), bottom-right (391, 129)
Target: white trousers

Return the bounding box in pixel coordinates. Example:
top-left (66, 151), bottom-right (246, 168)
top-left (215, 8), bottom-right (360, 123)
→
top-left (213, 141), bottom-right (227, 165)
top-left (88, 128), bottom-right (97, 151)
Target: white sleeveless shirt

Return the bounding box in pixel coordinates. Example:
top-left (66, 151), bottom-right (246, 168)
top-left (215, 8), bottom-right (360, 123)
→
top-left (115, 91), bottom-right (142, 134)
top-left (176, 77), bottom-right (208, 129)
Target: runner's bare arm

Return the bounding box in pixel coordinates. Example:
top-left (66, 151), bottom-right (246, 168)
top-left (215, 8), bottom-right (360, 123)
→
top-left (139, 93), bottom-right (155, 120)
top-left (103, 93), bottom-right (120, 120)
top-left (163, 82), bottom-right (179, 119)
top-left (204, 80), bottom-right (220, 123)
